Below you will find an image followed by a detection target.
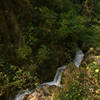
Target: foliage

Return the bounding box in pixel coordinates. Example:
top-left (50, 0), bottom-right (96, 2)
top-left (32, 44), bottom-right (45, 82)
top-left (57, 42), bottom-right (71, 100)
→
top-left (16, 45), bottom-right (32, 59)
top-left (55, 68), bottom-right (89, 100)
top-left (54, 61), bottom-right (100, 100)
top-left (0, 0), bottom-right (100, 99)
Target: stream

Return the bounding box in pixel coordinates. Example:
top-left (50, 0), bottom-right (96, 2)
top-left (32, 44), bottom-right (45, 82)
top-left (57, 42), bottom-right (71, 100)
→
top-left (14, 49), bottom-right (84, 100)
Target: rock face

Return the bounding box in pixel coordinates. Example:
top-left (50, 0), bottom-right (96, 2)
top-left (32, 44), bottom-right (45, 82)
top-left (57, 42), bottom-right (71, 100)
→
top-left (88, 55), bottom-right (100, 64)
top-left (83, 47), bottom-right (100, 65)
top-left (27, 86), bottom-right (57, 100)
top-left (27, 92), bottom-right (40, 100)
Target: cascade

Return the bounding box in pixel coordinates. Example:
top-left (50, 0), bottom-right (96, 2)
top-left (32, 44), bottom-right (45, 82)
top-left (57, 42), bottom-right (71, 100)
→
top-left (14, 49), bottom-right (84, 100)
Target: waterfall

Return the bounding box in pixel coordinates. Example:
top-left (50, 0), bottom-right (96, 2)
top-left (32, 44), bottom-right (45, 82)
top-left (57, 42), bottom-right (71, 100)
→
top-left (41, 49), bottom-right (84, 87)
top-left (41, 65), bottom-right (66, 87)
top-left (14, 49), bottom-right (84, 100)
top-left (14, 90), bottom-right (32, 100)
top-left (73, 49), bottom-right (84, 67)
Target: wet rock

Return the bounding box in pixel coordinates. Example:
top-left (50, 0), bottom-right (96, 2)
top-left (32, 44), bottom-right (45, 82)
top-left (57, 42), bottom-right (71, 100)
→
top-left (27, 91), bottom-right (40, 100)
top-left (27, 85), bottom-right (58, 100)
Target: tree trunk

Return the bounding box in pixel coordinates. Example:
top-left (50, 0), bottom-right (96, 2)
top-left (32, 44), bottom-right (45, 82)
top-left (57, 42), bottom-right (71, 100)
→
top-left (1, 0), bottom-right (25, 48)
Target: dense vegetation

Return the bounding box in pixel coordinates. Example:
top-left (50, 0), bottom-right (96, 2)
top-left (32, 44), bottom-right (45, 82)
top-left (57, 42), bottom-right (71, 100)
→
top-left (53, 49), bottom-right (100, 100)
top-left (0, 0), bottom-right (100, 99)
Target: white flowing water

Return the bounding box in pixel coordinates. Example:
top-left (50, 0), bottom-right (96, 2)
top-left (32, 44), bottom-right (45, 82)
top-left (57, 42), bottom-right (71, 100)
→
top-left (14, 49), bottom-right (84, 100)
top-left (14, 90), bottom-right (32, 100)
top-left (41, 65), bottom-right (66, 87)
top-left (73, 49), bottom-right (84, 67)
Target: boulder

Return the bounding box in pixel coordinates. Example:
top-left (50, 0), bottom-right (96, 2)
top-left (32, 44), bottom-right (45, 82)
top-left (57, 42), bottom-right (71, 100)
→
top-left (27, 85), bottom-right (58, 100)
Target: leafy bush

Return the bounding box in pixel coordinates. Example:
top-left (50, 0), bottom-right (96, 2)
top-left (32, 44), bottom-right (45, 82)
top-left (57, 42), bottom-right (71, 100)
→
top-left (54, 61), bottom-right (100, 100)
